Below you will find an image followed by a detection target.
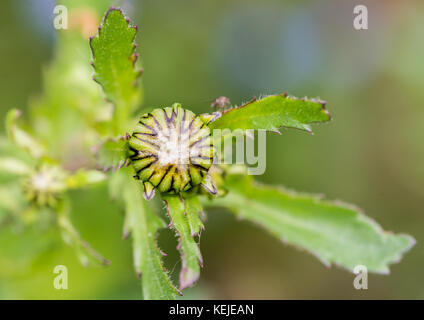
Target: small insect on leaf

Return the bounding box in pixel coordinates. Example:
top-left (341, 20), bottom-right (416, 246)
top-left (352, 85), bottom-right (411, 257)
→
top-left (211, 96), bottom-right (231, 111)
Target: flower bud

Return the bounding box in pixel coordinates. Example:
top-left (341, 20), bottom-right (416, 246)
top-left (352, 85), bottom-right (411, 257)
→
top-left (129, 103), bottom-right (217, 200)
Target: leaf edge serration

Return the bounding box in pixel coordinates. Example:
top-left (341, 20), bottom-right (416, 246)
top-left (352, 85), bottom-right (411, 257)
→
top-left (89, 6), bottom-right (143, 103)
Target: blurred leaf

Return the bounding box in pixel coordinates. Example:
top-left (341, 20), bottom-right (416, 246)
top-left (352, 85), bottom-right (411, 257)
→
top-left (122, 170), bottom-right (179, 299)
top-left (96, 137), bottom-right (129, 171)
top-left (66, 170), bottom-right (107, 189)
top-left (57, 0), bottom-right (112, 13)
top-left (6, 109), bottom-right (46, 158)
top-left (90, 8), bottom-right (142, 132)
top-left (0, 184), bottom-right (25, 213)
top-left (0, 222), bottom-right (58, 277)
top-left (0, 157), bottom-right (32, 176)
top-left (207, 174), bottom-right (415, 274)
top-left (57, 199), bottom-right (110, 266)
top-left (29, 13), bottom-right (113, 158)
top-left (0, 183), bottom-right (26, 227)
top-left (210, 94), bottom-right (331, 134)
top-left (163, 195), bottom-right (203, 290)
top-left (108, 170), bottom-right (125, 201)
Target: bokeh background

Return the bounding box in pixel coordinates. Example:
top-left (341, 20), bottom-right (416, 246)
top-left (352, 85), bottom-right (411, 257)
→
top-left (0, 0), bottom-right (423, 299)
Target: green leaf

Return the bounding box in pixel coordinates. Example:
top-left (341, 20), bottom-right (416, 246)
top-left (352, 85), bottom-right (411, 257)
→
top-left (57, 198), bottom-right (110, 267)
top-left (0, 219), bottom-right (58, 276)
top-left (95, 137), bottom-right (129, 171)
top-left (121, 170), bottom-right (180, 299)
top-left (0, 157), bottom-right (32, 176)
top-left (184, 196), bottom-right (205, 237)
top-left (90, 8), bottom-right (142, 132)
top-left (66, 169), bottom-right (107, 189)
top-left (163, 195), bottom-right (203, 290)
top-left (0, 183), bottom-right (26, 224)
top-left (210, 94), bottom-right (331, 134)
top-left (206, 174), bottom-right (415, 274)
top-left (6, 109), bottom-right (46, 158)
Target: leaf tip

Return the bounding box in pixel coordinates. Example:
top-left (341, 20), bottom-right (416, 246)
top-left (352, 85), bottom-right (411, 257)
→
top-left (323, 107), bottom-right (332, 121)
top-left (179, 268), bottom-right (200, 290)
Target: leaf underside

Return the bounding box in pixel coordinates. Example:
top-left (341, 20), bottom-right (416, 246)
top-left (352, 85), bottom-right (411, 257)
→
top-left (96, 137), bottom-right (129, 171)
top-left (120, 170), bottom-right (179, 299)
top-left (210, 94), bottom-right (331, 134)
top-left (206, 174), bottom-right (415, 274)
top-left (184, 196), bottom-right (205, 237)
top-left (163, 195), bottom-right (203, 290)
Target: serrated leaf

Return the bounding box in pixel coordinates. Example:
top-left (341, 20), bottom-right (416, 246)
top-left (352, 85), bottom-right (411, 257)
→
top-left (96, 137), bottom-right (129, 171)
top-left (163, 195), bottom-right (203, 290)
top-left (210, 94), bottom-right (331, 134)
top-left (206, 174), bottom-right (415, 274)
top-left (6, 109), bottom-right (46, 158)
top-left (90, 8), bottom-right (141, 132)
top-left (184, 196), bottom-right (205, 237)
top-left (121, 170), bottom-right (179, 299)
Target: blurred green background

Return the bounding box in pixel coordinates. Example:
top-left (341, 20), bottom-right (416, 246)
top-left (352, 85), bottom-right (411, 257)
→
top-left (1, 0), bottom-right (423, 299)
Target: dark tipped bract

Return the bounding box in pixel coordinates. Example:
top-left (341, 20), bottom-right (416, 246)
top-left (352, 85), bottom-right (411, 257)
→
top-left (129, 104), bottom-right (216, 199)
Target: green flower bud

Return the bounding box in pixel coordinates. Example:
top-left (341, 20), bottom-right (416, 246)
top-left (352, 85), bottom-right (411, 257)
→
top-left (129, 103), bottom-right (218, 200)
top-left (23, 165), bottom-right (66, 207)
